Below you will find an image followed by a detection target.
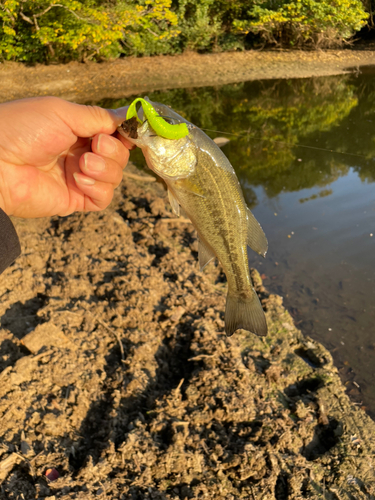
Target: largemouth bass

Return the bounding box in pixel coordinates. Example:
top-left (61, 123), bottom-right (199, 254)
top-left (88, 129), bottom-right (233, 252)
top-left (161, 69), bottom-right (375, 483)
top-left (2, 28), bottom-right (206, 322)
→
top-left (118, 98), bottom-right (268, 337)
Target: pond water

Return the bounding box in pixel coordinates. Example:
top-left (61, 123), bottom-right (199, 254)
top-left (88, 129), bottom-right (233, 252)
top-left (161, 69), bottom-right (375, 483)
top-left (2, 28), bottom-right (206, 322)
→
top-left (96, 70), bottom-right (375, 419)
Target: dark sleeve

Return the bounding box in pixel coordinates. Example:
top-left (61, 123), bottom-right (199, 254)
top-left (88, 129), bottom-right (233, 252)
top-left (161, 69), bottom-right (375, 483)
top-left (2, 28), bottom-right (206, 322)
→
top-left (0, 208), bottom-right (21, 275)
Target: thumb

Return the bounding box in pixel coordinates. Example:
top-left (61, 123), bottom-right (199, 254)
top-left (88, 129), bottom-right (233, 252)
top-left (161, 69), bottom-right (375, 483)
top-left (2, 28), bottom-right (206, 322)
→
top-left (56, 99), bottom-right (129, 138)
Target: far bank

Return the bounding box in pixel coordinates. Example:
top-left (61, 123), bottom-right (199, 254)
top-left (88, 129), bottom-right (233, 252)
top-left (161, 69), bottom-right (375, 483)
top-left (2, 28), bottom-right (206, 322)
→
top-left (1, 49), bottom-right (375, 104)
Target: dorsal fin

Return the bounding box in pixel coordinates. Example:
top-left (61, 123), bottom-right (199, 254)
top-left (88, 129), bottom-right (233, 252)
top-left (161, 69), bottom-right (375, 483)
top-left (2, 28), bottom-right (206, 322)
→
top-left (246, 207), bottom-right (268, 257)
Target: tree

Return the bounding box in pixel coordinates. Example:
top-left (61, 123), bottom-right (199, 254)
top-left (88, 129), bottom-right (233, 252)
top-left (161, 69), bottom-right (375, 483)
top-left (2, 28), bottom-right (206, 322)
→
top-left (0, 0), bottom-right (179, 62)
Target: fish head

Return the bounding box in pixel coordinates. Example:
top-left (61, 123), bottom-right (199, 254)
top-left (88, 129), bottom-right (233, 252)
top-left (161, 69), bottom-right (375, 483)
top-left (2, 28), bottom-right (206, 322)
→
top-left (118, 98), bottom-right (197, 180)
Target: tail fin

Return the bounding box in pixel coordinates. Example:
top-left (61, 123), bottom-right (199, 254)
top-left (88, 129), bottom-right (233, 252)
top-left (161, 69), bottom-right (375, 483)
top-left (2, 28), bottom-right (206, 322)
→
top-left (225, 291), bottom-right (267, 337)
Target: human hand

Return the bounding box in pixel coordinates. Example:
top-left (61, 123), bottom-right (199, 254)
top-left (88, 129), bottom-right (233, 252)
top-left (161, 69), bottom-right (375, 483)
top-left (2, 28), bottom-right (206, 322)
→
top-left (0, 96), bottom-right (133, 218)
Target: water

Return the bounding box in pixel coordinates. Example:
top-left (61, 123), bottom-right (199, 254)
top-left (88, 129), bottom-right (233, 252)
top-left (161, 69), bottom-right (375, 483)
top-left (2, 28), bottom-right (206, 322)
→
top-left (96, 71), bottom-right (375, 418)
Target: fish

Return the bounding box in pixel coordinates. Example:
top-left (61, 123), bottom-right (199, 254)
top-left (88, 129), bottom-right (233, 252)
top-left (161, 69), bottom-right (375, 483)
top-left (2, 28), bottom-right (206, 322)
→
top-left (118, 97), bottom-right (268, 337)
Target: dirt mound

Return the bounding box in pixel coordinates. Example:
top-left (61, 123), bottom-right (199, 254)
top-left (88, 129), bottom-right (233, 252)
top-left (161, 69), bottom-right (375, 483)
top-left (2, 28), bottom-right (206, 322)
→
top-left (1, 165), bottom-right (374, 499)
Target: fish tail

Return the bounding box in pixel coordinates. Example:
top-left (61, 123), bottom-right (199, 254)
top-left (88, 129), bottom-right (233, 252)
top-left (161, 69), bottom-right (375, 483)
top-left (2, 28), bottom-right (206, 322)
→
top-left (225, 291), bottom-right (267, 337)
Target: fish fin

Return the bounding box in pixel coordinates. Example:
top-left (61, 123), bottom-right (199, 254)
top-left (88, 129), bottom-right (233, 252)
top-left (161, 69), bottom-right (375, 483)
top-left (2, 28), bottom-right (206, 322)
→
top-left (246, 207), bottom-right (268, 257)
top-left (225, 292), bottom-right (267, 337)
top-left (168, 189), bottom-right (180, 216)
top-left (176, 178), bottom-right (206, 199)
top-left (178, 205), bottom-right (188, 218)
top-left (198, 237), bottom-right (216, 271)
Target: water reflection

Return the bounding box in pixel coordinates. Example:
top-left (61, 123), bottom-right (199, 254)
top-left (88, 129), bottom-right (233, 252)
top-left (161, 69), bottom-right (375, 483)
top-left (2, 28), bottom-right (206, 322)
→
top-left (95, 72), bottom-right (375, 418)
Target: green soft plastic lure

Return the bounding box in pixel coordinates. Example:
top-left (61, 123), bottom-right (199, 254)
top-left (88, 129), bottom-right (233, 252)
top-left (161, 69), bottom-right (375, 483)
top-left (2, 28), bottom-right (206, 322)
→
top-left (126, 97), bottom-right (189, 140)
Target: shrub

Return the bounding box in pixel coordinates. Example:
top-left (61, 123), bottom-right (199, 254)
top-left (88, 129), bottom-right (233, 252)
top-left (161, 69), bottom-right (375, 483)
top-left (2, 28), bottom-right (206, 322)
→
top-left (234, 0), bottom-right (368, 48)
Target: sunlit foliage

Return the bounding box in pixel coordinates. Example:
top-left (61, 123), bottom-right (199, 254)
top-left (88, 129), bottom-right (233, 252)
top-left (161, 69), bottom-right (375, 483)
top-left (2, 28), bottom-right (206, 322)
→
top-left (0, 0), bottom-right (179, 62)
top-left (0, 0), bottom-right (371, 62)
top-left (234, 0), bottom-right (368, 48)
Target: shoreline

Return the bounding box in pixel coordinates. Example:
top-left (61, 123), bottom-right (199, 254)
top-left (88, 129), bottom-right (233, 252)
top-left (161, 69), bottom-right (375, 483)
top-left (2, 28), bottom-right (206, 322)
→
top-left (1, 49), bottom-right (375, 104)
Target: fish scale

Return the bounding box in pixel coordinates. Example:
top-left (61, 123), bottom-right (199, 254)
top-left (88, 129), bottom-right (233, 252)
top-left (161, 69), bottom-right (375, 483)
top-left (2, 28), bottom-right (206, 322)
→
top-left (176, 154), bottom-right (248, 291)
top-left (118, 98), bottom-right (268, 337)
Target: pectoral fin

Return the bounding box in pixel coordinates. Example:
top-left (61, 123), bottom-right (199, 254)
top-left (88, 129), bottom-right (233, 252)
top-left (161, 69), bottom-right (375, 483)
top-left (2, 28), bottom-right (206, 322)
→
top-left (246, 207), bottom-right (268, 257)
top-left (168, 189), bottom-right (180, 216)
top-left (198, 237), bottom-right (216, 271)
top-left (175, 178), bottom-right (206, 199)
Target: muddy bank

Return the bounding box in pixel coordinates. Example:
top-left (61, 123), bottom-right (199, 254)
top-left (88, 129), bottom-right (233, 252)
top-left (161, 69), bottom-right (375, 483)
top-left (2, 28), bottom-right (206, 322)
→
top-left (0, 164), bottom-right (375, 499)
top-left (1, 49), bottom-right (375, 104)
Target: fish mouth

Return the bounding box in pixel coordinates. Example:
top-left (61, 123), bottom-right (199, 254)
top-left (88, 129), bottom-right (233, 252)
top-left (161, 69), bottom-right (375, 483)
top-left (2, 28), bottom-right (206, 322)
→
top-left (120, 116), bottom-right (139, 139)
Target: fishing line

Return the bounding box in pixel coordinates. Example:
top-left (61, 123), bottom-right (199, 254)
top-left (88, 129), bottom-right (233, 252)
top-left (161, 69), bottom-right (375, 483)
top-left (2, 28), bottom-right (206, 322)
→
top-left (199, 127), bottom-right (370, 160)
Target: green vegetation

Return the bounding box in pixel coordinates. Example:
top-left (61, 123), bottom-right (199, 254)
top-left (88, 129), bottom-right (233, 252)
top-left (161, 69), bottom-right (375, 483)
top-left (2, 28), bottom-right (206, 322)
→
top-left (0, 0), bottom-right (179, 62)
top-left (234, 0), bottom-right (368, 49)
top-left (0, 0), bottom-right (370, 63)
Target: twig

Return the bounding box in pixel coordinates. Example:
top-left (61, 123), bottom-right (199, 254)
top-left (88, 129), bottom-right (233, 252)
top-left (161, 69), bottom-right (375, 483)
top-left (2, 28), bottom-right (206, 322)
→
top-left (33, 349), bottom-right (54, 361)
top-left (123, 172), bottom-right (156, 182)
top-left (188, 354), bottom-right (215, 362)
top-left (18, 4), bottom-right (96, 25)
top-left (97, 318), bottom-right (125, 360)
top-left (176, 378), bottom-right (184, 391)
top-left (18, 10), bottom-right (33, 24)
top-left (146, 27), bottom-right (159, 37)
top-left (99, 481), bottom-right (108, 498)
top-left (32, 14), bottom-right (39, 31)
top-left (159, 217), bottom-right (191, 224)
top-left (250, 484), bottom-right (256, 500)
top-left (81, 306), bottom-right (125, 360)
top-left (4, 8), bottom-right (15, 22)
top-left (37, 4), bottom-right (96, 23)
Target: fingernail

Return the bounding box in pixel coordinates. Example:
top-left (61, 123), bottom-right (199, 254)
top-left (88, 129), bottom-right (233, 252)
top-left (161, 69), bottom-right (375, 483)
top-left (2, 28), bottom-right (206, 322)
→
top-left (85, 153), bottom-right (105, 172)
top-left (74, 172), bottom-right (95, 186)
top-left (98, 134), bottom-right (116, 155)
